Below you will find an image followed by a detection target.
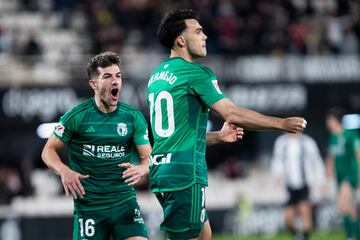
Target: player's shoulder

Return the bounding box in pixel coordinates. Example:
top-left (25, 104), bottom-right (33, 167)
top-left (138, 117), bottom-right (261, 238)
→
top-left (276, 134), bottom-right (288, 142)
top-left (118, 102), bottom-right (144, 117)
top-left (301, 134), bottom-right (318, 145)
top-left (345, 129), bottom-right (360, 139)
top-left (188, 61), bottom-right (215, 77)
top-left (301, 134), bottom-right (314, 141)
top-left (273, 134), bottom-right (287, 147)
top-left (61, 98), bottom-right (93, 120)
top-left (169, 57), bottom-right (215, 77)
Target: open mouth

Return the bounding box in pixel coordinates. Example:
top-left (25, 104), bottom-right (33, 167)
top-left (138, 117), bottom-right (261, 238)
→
top-left (111, 88), bottom-right (119, 97)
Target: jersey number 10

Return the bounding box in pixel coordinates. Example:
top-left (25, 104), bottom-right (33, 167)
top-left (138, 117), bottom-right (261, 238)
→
top-left (148, 91), bottom-right (175, 137)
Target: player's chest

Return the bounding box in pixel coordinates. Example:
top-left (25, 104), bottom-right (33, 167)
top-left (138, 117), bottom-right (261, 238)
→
top-left (77, 115), bottom-right (134, 144)
top-left (331, 135), bottom-right (346, 156)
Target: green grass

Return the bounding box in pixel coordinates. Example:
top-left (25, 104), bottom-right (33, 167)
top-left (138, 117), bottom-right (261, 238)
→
top-left (213, 231), bottom-right (344, 240)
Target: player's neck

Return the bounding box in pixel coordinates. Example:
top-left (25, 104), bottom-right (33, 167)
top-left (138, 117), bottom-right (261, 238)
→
top-left (332, 126), bottom-right (344, 135)
top-left (94, 97), bottom-right (117, 113)
top-left (170, 48), bottom-right (193, 62)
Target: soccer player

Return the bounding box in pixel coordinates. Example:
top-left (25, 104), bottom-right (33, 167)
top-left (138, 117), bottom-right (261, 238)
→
top-left (146, 9), bottom-right (307, 240)
top-left (325, 107), bottom-right (360, 240)
top-left (41, 52), bottom-right (151, 240)
top-left (272, 133), bottom-right (326, 240)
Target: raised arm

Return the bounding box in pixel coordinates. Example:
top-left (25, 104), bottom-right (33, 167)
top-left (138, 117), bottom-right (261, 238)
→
top-left (41, 134), bottom-right (89, 199)
top-left (211, 98), bottom-right (306, 133)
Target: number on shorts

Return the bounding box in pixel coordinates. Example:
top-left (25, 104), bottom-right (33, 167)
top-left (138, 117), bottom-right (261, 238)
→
top-left (79, 218), bottom-right (95, 237)
top-left (201, 187), bottom-right (206, 207)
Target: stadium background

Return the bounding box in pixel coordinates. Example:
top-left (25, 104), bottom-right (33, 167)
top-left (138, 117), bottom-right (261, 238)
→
top-left (0, 0), bottom-right (360, 239)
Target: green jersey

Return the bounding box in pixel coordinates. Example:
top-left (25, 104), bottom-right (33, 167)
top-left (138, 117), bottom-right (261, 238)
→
top-left (328, 130), bottom-right (360, 188)
top-left (53, 98), bottom-right (149, 212)
top-left (146, 57), bottom-right (226, 192)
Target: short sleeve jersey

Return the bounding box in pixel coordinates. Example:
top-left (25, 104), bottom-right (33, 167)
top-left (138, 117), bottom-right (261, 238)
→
top-left (53, 98), bottom-right (149, 212)
top-left (328, 130), bottom-right (360, 188)
top-left (146, 57), bottom-right (226, 192)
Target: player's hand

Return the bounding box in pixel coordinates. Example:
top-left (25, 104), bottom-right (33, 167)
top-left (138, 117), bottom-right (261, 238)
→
top-left (283, 117), bottom-right (307, 133)
top-left (59, 167), bottom-right (89, 199)
top-left (119, 163), bottom-right (149, 186)
top-left (218, 122), bottom-right (244, 143)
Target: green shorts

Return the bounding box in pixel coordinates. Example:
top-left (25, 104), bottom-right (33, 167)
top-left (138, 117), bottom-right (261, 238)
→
top-left (73, 199), bottom-right (148, 240)
top-left (155, 184), bottom-right (208, 240)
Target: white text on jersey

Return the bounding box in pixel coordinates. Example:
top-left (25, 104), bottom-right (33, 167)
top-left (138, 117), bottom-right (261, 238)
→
top-left (83, 144), bottom-right (126, 159)
top-left (148, 71), bottom-right (177, 86)
top-left (149, 153), bottom-right (172, 166)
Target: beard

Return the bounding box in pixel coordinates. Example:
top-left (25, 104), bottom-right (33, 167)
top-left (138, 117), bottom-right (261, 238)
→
top-left (99, 88), bottom-right (117, 107)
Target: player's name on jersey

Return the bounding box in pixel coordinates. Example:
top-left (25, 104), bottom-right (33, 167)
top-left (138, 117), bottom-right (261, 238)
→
top-left (148, 71), bottom-right (177, 86)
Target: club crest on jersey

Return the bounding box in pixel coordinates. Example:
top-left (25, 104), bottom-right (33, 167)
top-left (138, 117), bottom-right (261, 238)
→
top-left (117, 123), bottom-right (128, 136)
top-left (211, 80), bottom-right (222, 94)
top-left (55, 123), bottom-right (65, 137)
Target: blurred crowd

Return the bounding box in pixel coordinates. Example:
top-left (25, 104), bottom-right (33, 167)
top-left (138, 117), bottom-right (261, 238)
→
top-left (0, 153), bottom-right (32, 204)
top-left (73, 0), bottom-right (360, 55)
top-left (0, 0), bottom-right (360, 57)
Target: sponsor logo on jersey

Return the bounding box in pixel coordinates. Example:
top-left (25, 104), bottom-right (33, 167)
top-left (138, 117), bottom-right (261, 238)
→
top-left (211, 80), bottom-right (222, 94)
top-left (117, 123), bottom-right (128, 136)
top-left (134, 209), bottom-right (144, 224)
top-left (83, 144), bottom-right (126, 159)
top-left (83, 144), bottom-right (95, 157)
top-left (149, 153), bottom-right (172, 166)
top-left (55, 123), bottom-right (65, 137)
top-left (85, 126), bottom-right (96, 133)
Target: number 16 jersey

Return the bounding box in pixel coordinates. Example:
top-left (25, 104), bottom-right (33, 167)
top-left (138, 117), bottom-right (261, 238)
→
top-left (146, 57), bottom-right (225, 192)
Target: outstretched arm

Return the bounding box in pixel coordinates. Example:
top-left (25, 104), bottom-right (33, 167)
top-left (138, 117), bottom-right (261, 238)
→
top-left (211, 98), bottom-right (307, 133)
top-left (206, 122), bottom-right (244, 146)
top-left (41, 134), bottom-right (89, 199)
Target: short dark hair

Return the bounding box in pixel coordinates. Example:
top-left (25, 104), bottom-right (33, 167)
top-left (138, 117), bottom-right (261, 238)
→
top-left (326, 107), bottom-right (346, 122)
top-left (157, 9), bottom-right (199, 50)
top-left (87, 52), bottom-right (121, 79)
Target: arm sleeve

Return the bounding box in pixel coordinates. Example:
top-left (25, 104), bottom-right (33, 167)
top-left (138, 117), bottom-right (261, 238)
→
top-left (188, 66), bottom-right (226, 107)
top-left (53, 111), bottom-right (78, 143)
top-left (132, 111), bottom-right (150, 146)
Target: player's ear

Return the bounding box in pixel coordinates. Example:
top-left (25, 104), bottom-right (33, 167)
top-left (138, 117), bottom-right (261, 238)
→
top-left (89, 79), bottom-right (97, 90)
top-left (175, 35), bottom-right (186, 48)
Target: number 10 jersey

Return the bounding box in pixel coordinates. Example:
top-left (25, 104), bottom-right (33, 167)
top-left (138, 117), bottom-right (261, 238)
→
top-left (146, 57), bottom-right (225, 192)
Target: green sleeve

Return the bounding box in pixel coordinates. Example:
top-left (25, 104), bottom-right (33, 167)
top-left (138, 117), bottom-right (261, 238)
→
top-left (53, 110), bottom-right (80, 143)
top-left (188, 65), bottom-right (226, 107)
top-left (132, 111), bottom-right (150, 146)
